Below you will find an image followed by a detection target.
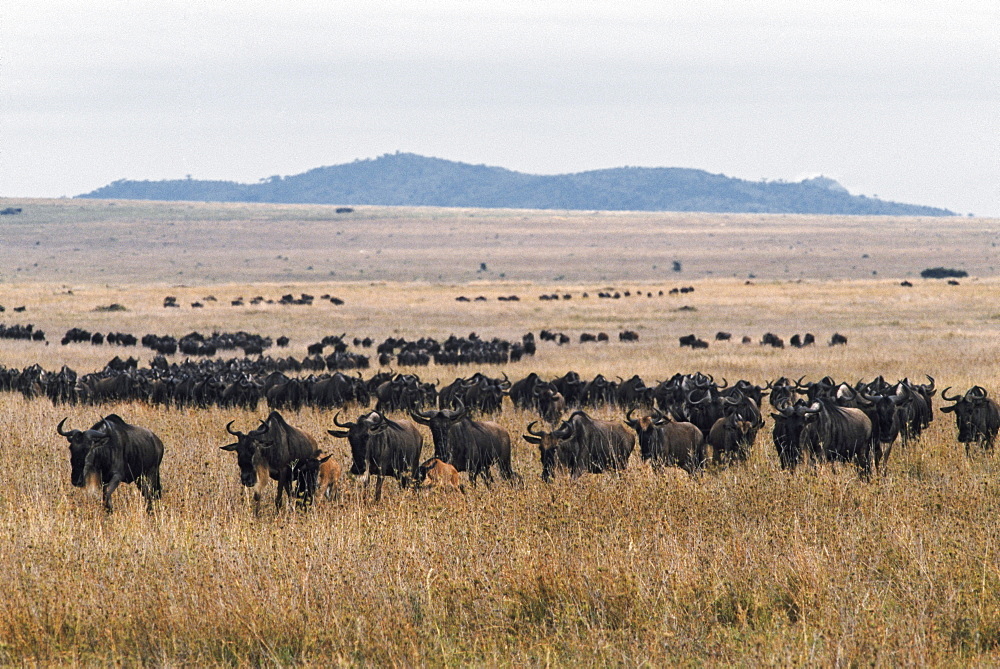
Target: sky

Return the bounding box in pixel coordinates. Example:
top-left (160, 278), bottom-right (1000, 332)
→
top-left (2, 1), bottom-right (998, 215)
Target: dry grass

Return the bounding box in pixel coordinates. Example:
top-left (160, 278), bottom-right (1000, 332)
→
top-left (1, 199), bottom-right (1000, 664)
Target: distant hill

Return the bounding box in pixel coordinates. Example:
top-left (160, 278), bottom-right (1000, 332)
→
top-left (78, 153), bottom-right (955, 216)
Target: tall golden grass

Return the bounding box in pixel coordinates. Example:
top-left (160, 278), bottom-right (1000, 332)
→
top-left (1, 200), bottom-right (1000, 663)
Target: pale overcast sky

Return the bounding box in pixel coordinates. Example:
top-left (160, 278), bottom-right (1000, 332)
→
top-left (3, 1), bottom-right (997, 215)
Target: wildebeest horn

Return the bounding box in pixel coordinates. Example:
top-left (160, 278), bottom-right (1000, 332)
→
top-left (795, 375), bottom-right (808, 388)
top-left (716, 377), bottom-right (729, 390)
top-left (940, 386), bottom-right (961, 403)
top-left (924, 374), bottom-right (935, 391)
top-left (445, 400), bottom-right (466, 421)
top-left (625, 407), bottom-right (640, 424)
top-left (687, 391), bottom-right (712, 405)
top-left (56, 418), bottom-right (73, 436)
top-left (526, 421), bottom-right (546, 437)
top-left (225, 420), bottom-right (242, 436)
top-left (249, 420), bottom-right (269, 437)
top-left (333, 412), bottom-right (356, 429)
top-left (553, 421), bottom-right (573, 439)
top-left (498, 372), bottom-right (511, 390)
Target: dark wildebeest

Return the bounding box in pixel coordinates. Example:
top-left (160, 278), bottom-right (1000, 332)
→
top-left (524, 411), bottom-right (635, 481)
top-left (327, 410), bottom-right (423, 501)
top-left (410, 402), bottom-right (519, 485)
top-left (221, 411), bottom-right (320, 513)
top-left (707, 413), bottom-right (755, 466)
top-left (623, 408), bottom-right (705, 474)
top-left (773, 398), bottom-right (873, 476)
top-left (291, 451), bottom-right (342, 507)
top-left (940, 386), bottom-right (1000, 453)
top-left (57, 414), bottom-right (164, 512)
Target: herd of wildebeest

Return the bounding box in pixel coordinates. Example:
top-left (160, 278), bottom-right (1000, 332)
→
top-left (5, 347), bottom-right (996, 513)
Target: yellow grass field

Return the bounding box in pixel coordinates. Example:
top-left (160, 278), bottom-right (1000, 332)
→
top-left (1, 198), bottom-right (1000, 665)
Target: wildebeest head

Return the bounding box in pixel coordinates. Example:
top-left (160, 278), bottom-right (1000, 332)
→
top-left (940, 386), bottom-right (993, 443)
top-left (410, 401), bottom-right (467, 462)
top-left (327, 411), bottom-right (386, 475)
top-left (523, 420), bottom-right (573, 482)
top-left (220, 420), bottom-right (270, 487)
top-left (57, 417), bottom-right (110, 487)
top-left (624, 407), bottom-right (668, 460)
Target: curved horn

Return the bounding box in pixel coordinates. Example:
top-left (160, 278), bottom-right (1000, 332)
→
top-left (248, 419), bottom-right (269, 437)
top-left (795, 375), bottom-right (808, 388)
top-left (553, 420), bottom-right (574, 439)
top-left (924, 374), bottom-right (935, 391)
top-left (715, 377), bottom-right (729, 390)
top-left (445, 399), bottom-right (466, 421)
top-left (940, 386), bottom-right (961, 403)
top-left (56, 417), bottom-right (73, 436)
top-left (526, 421), bottom-right (546, 437)
top-left (625, 407), bottom-right (640, 424)
top-left (333, 412), bottom-right (356, 429)
top-left (225, 420), bottom-right (242, 436)
top-left (687, 391), bottom-right (712, 406)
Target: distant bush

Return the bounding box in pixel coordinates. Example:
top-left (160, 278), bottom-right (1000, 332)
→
top-left (920, 267), bottom-right (968, 279)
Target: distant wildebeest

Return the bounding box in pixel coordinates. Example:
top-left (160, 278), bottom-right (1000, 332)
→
top-left (221, 411), bottom-right (320, 513)
top-left (57, 414), bottom-right (164, 512)
top-left (830, 333), bottom-right (848, 346)
top-left (940, 386), bottom-right (1000, 452)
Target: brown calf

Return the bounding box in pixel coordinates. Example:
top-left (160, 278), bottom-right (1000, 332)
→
top-left (416, 457), bottom-right (466, 494)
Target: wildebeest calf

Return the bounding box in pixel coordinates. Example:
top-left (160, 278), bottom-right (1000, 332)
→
top-left (415, 457), bottom-right (466, 494)
top-left (292, 451), bottom-right (343, 506)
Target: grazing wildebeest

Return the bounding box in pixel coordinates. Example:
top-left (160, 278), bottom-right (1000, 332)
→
top-left (221, 411), bottom-right (320, 513)
top-left (327, 411), bottom-right (423, 501)
top-left (623, 408), bottom-right (705, 474)
top-left (291, 452), bottom-right (342, 507)
top-left (829, 333), bottom-right (848, 346)
top-left (415, 457), bottom-right (466, 494)
top-left (940, 386), bottom-right (1000, 453)
top-left (410, 402), bottom-right (520, 485)
top-left (57, 414), bottom-right (164, 512)
top-left (524, 411), bottom-right (635, 481)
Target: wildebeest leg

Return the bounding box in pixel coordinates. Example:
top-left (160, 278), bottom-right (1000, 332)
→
top-left (481, 467), bottom-right (495, 488)
top-left (251, 491), bottom-right (262, 516)
top-left (102, 476), bottom-right (122, 513)
top-left (374, 475), bottom-right (385, 502)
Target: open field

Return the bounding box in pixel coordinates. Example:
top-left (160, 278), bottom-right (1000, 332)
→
top-left (1, 197), bottom-right (999, 284)
top-left (1, 199), bottom-right (1000, 664)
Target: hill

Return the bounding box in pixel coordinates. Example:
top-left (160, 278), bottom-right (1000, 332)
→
top-left (78, 153), bottom-right (955, 216)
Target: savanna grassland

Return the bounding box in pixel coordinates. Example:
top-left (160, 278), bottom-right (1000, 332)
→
top-left (1, 198), bottom-right (1000, 665)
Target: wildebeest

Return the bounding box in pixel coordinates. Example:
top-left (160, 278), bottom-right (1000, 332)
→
top-left (771, 397), bottom-right (873, 476)
top-left (327, 411), bottom-right (423, 501)
top-left (415, 457), bottom-right (466, 494)
top-left (707, 413), bottom-right (755, 466)
top-left (524, 411), bottom-right (635, 481)
top-left (57, 414), bottom-right (164, 512)
top-left (410, 402), bottom-right (519, 485)
top-left (940, 386), bottom-right (1000, 452)
top-left (291, 452), bottom-right (342, 507)
top-left (221, 411), bottom-right (320, 513)
top-left (624, 408), bottom-right (705, 474)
